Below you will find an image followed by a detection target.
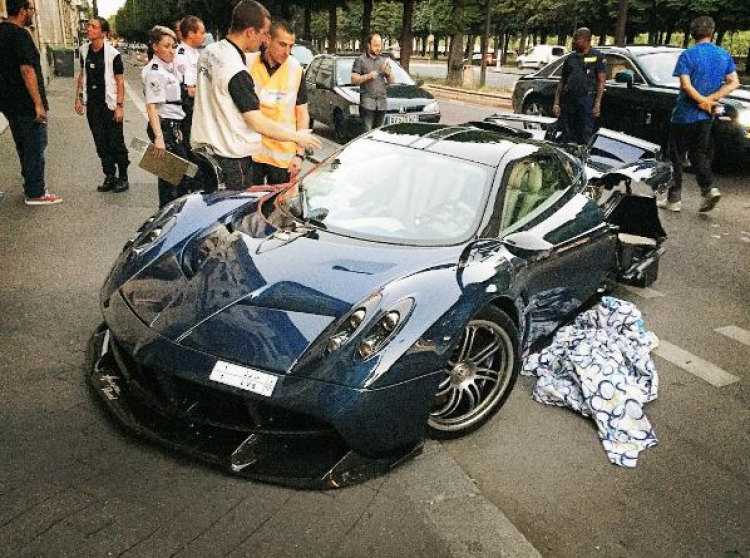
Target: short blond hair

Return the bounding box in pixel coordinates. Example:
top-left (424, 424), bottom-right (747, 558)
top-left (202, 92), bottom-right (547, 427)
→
top-left (149, 25), bottom-right (177, 47)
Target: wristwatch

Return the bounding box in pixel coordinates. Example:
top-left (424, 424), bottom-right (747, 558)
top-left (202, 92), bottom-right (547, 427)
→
top-left (293, 153), bottom-right (304, 161)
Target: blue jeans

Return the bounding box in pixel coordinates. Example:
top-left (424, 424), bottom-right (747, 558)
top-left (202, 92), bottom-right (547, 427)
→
top-left (6, 112), bottom-right (47, 198)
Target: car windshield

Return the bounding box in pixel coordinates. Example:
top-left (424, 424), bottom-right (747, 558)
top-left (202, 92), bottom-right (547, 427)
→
top-left (337, 58), bottom-right (415, 86)
top-left (635, 51), bottom-right (682, 86)
top-left (291, 44), bottom-right (315, 66)
top-left (279, 139), bottom-right (492, 246)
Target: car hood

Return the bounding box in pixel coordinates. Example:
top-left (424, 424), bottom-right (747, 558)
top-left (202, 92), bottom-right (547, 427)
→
top-left (112, 197), bottom-right (461, 372)
top-left (338, 84), bottom-right (435, 108)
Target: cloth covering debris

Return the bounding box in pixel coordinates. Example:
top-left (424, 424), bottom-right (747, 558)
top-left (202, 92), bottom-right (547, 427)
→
top-left (522, 297), bottom-right (659, 468)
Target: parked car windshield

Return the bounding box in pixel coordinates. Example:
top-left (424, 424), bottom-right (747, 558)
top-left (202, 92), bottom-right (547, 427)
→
top-left (336, 58), bottom-right (415, 86)
top-left (635, 50), bottom-right (682, 87)
top-left (279, 139), bottom-right (492, 245)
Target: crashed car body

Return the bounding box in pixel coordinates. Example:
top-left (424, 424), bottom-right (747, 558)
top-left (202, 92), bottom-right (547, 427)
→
top-left (88, 119), bottom-right (668, 488)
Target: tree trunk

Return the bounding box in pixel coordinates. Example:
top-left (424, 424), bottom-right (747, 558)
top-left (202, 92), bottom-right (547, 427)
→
top-left (598, 30), bottom-right (606, 45)
top-left (715, 27), bottom-right (725, 46)
top-left (328, 4), bottom-right (337, 54)
top-left (464, 34), bottom-right (474, 59)
top-left (557, 32), bottom-right (567, 46)
top-left (665, 26), bottom-right (673, 45)
top-left (682, 22), bottom-right (690, 48)
top-left (361, 0), bottom-right (373, 53)
top-left (303, 5), bottom-right (312, 42)
top-left (279, 2), bottom-right (291, 20)
top-left (746, 44), bottom-right (750, 75)
top-left (446, 0), bottom-right (465, 86)
top-left (400, 0), bottom-right (415, 71)
top-left (479, 0), bottom-right (492, 87)
top-left (614, 0), bottom-right (628, 47)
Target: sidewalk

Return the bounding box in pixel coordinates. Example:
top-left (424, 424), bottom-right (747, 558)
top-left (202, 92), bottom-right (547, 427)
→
top-left (0, 75), bottom-right (540, 558)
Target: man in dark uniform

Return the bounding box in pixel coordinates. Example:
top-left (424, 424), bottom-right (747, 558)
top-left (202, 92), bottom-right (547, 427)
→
top-left (75, 17), bottom-right (130, 192)
top-left (552, 28), bottom-right (606, 145)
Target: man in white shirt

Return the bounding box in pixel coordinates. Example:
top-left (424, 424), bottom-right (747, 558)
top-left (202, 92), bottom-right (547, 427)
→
top-left (173, 15), bottom-right (204, 152)
top-left (191, 0), bottom-right (320, 190)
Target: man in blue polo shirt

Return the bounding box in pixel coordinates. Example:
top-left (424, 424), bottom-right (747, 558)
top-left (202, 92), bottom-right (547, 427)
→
top-left (659, 16), bottom-right (739, 213)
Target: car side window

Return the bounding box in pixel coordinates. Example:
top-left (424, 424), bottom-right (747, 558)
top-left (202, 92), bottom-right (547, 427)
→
top-left (605, 54), bottom-right (643, 84)
top-left (500, 154), bottom-right (572, 231)
top-left (316, 57), bottom-right (333, 88)
top-left (306, 57), bottom-right (321, 84)
top-left (547, 57), bottom-right (567, 78)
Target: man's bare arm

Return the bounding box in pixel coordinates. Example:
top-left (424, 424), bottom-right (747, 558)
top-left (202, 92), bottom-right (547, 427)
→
top-left (242, 109), bottom-right (321, 149)
top-left (20, 64), bottom-right (45, 122)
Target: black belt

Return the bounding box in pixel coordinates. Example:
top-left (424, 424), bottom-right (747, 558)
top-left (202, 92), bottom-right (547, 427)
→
top-left (165, 100), bottom-right (183, 106)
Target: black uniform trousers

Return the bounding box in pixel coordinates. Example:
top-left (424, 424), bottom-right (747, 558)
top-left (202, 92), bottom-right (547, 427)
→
top-left (86, 101), bottom-right (129, 178)
top-left (147, 118), bottom-right (191, 208)
top-left (666, 119), bottom-right (714, 202)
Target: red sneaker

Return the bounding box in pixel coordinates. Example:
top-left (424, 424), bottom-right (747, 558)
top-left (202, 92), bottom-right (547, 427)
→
top-left (25, 191), bottom-right (63, 206)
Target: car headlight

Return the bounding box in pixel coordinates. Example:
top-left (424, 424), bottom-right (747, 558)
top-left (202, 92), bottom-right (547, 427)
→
top-left (737, 108), bottom-right (750, 129)
top-left (124, 200), bottom-right (182, 256)
top-left (422, 101), bottom-right (439, 114)
top-left (357, 298), bottom-right (414, 359)
top-left (349, 105), bottom-right (360, 116)
top-left (326, 294), bottom-right (382, 353)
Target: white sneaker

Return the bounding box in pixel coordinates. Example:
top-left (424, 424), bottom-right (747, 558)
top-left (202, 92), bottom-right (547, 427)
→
top-left (699, 188), bottom-right (721, 212)
top-left (657, 198), bottom-right (681, 212)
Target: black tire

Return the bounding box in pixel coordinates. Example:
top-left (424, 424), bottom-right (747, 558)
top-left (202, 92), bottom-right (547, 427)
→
top-left (427, 305), bottom-right (520, 440)
top-left (522, 97), bottom-right (547, 116)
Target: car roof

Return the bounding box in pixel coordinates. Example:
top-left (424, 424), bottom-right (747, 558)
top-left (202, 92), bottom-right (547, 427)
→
top-left (363, 123), bottom-right (546, 167)
top-left (595, 45), bottom-right (683, 56)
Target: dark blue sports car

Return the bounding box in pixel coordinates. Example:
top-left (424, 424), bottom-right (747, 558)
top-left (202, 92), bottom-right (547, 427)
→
top-left (88, 119), bottom-right (669, 488)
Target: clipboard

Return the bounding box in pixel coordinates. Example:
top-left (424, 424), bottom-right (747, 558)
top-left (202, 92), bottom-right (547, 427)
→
top-left (129, 137), bottom-right (199, 186)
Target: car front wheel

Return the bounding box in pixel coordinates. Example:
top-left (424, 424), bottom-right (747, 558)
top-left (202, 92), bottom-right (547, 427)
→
top-left (428, 306), bottom-right (520, 439)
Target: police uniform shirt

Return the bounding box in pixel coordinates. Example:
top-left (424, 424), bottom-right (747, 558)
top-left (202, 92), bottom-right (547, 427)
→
top-left (81, 46), bottom-right (124, 107)
top-left (174, 42), bottom-right (199, 88)
top-left (142, 57), bottom-right (185, 120)
top-left (561, 49), bottom-right (606, 103)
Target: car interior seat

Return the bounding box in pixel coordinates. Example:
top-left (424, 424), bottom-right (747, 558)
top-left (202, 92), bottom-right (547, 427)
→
top-left (513, 162), bottom-right (545, 220)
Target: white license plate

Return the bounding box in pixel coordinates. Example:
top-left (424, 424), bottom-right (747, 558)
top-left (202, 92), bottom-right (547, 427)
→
top-left (386, 114), bottom-right (419, 125)
top-left (210, 360), bottom-right (278, 397)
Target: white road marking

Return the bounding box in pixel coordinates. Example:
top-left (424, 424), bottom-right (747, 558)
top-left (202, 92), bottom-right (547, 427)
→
top-left (654, 341), bottom-right (740, 387)
top-left (620, 285), bottom-right (665, 299)
top-left (715, 325), bottom-right (750, 348)
top-left (124, 81), bottom-right (147, 120)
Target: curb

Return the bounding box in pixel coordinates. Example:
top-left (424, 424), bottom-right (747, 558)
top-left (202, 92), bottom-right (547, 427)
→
top-left (398, 441), bottom-right (542, 558)
top-left (425, 84), bottom-right (513, 109)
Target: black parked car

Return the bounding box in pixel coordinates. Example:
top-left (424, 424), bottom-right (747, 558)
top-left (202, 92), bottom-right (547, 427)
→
top-left (306, 54), bottom-right (441, 143)
top-left (512, 46), bottom-right (750, 166)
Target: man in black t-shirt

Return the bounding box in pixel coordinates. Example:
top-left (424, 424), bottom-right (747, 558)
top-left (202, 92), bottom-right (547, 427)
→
top-left (0, 0), bottom-right (62, 205)
top-left (75, 17), bottom-right (130, 193)
top-left (552, 28), bottom-right (606, 145)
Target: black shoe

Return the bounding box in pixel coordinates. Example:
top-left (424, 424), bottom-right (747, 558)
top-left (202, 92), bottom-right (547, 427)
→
top-left (112, 177), bottom-right (130, 193)
top-left (97, 175), bottom-right (117, 192)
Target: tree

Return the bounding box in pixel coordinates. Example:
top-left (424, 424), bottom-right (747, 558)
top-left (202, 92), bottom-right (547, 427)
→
top-left (446, 0), bottom-right (464, 86)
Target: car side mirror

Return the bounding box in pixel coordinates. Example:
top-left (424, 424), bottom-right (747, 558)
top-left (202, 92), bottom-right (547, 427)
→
top-left (615, 70), bottom-right (634, 87)
top-left (501, 230), bottom-right (552, 258)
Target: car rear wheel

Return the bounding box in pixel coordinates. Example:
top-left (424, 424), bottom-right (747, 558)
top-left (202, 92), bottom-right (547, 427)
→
top-left (522, 97), bottom-right (547, 116)
top-left (428, 306), bottom-right (519, 439)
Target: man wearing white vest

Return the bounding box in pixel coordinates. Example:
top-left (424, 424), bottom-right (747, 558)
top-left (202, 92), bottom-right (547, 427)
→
top-left (191, 0), bottom-right (320, 190)
top-left (249, 21), bottom-right (308, 185)
top-left (75, 17), bottom-right (130, 193)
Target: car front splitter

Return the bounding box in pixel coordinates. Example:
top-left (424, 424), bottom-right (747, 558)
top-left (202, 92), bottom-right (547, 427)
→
top-left (86, 324), bottom-right (422, 489)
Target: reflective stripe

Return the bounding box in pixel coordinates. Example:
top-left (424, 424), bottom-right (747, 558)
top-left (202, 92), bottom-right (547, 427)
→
top-left (248, 54), bottom-right (302, 169)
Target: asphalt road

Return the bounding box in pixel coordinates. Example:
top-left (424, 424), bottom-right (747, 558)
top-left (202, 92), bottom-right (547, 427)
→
top-left (409, 60), bottom-right (524, 91)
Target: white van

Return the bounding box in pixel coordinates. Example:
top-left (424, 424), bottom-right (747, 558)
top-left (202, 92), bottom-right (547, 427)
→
top-left (516, 45), bottom-right (566, 70)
